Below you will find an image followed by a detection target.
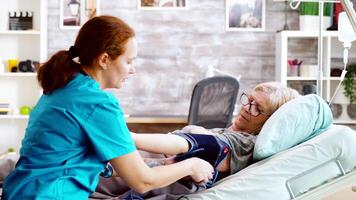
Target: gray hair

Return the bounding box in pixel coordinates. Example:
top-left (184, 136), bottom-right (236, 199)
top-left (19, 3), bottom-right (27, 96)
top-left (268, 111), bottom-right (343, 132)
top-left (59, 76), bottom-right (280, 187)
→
top-left (253, 82), bottom-right (300, 114)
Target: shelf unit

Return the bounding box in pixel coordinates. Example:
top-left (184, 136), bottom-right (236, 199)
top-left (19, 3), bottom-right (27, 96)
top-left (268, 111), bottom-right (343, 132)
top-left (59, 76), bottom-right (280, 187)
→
top-left (276, 30), bottom-right (356, 125)
top-left (0, 0), bottom-right (47, 152)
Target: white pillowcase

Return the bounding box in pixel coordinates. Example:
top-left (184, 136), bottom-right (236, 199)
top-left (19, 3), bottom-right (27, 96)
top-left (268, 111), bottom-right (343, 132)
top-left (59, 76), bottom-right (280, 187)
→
top-left (253, 94), bottom-right (333, 160)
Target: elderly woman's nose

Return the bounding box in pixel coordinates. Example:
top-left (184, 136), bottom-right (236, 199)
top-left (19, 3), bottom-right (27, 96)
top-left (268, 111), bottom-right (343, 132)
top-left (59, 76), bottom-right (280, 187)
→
top-left (243, 104), bottom-right (251, 112)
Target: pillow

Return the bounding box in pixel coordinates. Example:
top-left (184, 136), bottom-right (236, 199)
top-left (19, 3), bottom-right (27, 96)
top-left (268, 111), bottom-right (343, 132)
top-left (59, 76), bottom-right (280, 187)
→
top-left (253, 94), bottom-right (333, 160)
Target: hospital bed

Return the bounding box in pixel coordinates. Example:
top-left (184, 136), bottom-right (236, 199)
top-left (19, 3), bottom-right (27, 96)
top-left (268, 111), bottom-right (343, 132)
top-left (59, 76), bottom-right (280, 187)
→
top-left (182, 125), bottom-right (356, 200)
top-left (1, 125), bottom-right (355, 200)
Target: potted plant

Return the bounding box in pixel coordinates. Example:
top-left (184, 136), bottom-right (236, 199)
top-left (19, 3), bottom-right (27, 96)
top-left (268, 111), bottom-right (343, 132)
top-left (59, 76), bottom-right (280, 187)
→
top-left (299, 2), bottom-right (332, 31)
top-left (344, 63), bottom-right (356, 119)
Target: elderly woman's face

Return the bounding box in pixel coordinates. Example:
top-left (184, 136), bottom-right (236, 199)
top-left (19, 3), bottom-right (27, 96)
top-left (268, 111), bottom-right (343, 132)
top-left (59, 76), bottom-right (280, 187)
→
top-left (230, 90), bottom-right (270, 134)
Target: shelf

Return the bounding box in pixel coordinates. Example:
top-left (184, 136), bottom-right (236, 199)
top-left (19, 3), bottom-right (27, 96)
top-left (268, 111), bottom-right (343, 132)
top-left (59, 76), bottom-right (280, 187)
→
top-left (277, 31), bottom-right (356, 126)
top-left (329, 77), bottom-right (343, 81)
top-left (334, 120), bottom-right (356, 124)
top-left (286, 77), bottom-right (343, 81)
top-left (280, 30), bottom-right (339, 38)
top-left (0, 73), bottom-right (37, 77)
top-left (0, 115), bottom-right (29, 119)
top-left (0, 0), bottom-right (48, 153)
top-left (0, 30), bottom-right (41, 35)
top-left (286, 77), bottom-right (317, 81)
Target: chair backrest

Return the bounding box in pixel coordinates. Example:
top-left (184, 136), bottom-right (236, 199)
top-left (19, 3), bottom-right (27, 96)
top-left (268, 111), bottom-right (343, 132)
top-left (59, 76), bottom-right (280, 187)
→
top-left (188, 76), bottom-right (240, 129)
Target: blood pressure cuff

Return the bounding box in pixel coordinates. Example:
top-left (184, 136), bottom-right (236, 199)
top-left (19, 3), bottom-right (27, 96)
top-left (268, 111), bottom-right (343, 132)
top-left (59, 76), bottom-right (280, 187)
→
top-left (173, 133), bottom-right (231, 187)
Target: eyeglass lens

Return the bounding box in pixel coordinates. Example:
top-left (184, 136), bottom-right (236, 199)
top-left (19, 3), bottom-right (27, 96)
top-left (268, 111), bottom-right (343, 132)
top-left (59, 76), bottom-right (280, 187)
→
top-left (240, 93), bottom-right (260, 116)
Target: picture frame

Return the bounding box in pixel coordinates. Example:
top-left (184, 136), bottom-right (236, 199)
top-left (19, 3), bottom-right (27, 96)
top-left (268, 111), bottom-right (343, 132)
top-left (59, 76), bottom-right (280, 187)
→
top-left (226, 0), bottom-right (265, 32)
top-left (60, 0), bottom-right (100, 30)
top-left (138, 0), bottom-right (188, 10)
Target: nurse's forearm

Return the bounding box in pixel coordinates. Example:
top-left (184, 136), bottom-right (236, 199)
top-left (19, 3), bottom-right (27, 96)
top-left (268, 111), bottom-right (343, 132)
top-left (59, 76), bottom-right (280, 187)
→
top-left (110, 151), bottom-right (211, 194)
top-left (131, 133), bottom-right (189, 155)
top-left (140, 159), bottom-right (195, 191)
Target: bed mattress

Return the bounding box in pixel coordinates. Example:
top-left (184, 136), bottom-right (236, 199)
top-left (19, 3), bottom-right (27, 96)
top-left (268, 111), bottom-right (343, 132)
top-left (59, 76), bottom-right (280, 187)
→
top-left (183, 125), bottom-right (356, 200)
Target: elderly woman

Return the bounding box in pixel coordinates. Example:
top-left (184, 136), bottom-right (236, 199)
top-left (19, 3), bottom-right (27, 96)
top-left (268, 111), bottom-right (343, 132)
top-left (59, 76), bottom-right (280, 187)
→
top-left (132, 82), bottom-right (300, 177)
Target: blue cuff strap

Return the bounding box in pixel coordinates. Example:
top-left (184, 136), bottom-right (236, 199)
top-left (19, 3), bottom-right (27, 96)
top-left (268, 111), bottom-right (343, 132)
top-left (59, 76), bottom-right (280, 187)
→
top-left (100, 163), bottom-right (113, 178)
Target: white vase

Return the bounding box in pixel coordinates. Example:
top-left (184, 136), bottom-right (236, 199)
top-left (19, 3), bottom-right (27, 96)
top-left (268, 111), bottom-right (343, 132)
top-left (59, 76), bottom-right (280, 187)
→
top-left (300, 64), bottom-right (318, 77)
top-left (299, 15), bottom-right (332, 31)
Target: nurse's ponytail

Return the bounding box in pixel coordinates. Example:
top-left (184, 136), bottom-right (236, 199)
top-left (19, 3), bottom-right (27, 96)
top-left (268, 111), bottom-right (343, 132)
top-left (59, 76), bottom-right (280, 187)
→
top-left (37, 15), bottom-right (135, 94)
top-left (37, 50), bottom-right (80, 94)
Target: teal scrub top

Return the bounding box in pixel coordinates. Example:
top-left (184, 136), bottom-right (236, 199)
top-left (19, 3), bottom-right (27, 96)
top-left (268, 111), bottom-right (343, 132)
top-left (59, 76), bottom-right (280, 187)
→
top-left (2, 73), bottom-right (136, 200)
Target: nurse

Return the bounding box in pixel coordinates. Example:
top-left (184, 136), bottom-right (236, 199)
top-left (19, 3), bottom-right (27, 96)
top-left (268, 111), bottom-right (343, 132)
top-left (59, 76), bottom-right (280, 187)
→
top-left (2, 15), bottom-right (213, 199)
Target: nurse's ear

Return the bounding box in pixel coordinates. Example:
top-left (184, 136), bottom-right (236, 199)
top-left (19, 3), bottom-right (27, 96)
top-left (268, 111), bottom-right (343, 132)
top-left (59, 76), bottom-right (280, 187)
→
top-left (97, 52), bottom-right (110, 70)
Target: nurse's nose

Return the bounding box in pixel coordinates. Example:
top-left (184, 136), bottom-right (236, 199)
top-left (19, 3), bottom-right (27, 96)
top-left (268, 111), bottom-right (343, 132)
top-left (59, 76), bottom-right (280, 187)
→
top-left (129, 65), bottom-right (136, 75)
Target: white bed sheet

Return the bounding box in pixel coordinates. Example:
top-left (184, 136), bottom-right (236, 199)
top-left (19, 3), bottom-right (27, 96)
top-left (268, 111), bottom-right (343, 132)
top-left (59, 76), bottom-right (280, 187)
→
top-left (183, 125), bottom-right (356, 200)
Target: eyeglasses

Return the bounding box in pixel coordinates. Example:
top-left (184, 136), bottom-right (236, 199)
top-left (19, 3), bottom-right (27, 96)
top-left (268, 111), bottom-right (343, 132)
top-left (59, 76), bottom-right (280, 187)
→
top-left (240, 92), bottom-right (270, 117)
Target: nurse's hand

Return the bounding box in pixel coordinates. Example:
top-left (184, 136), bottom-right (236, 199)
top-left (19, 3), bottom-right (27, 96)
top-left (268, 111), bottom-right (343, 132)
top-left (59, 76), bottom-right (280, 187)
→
top-left (188, 157), bottom-right (214, 184)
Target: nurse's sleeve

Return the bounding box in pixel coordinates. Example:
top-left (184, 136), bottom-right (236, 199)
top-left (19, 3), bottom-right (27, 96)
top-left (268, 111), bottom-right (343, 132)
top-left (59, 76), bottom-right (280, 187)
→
top-left (83, 101), bottom-right (136, 162)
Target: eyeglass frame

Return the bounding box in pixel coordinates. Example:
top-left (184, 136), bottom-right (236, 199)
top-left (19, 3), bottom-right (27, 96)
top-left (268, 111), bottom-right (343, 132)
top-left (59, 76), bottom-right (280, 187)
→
top-left (239, 92), bottom-right (271, 117)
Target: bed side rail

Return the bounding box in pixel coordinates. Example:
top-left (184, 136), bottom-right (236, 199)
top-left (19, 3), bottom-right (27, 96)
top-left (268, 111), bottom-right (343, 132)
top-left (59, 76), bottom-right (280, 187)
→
top-left (286, 158), bottom-right (346, 199)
